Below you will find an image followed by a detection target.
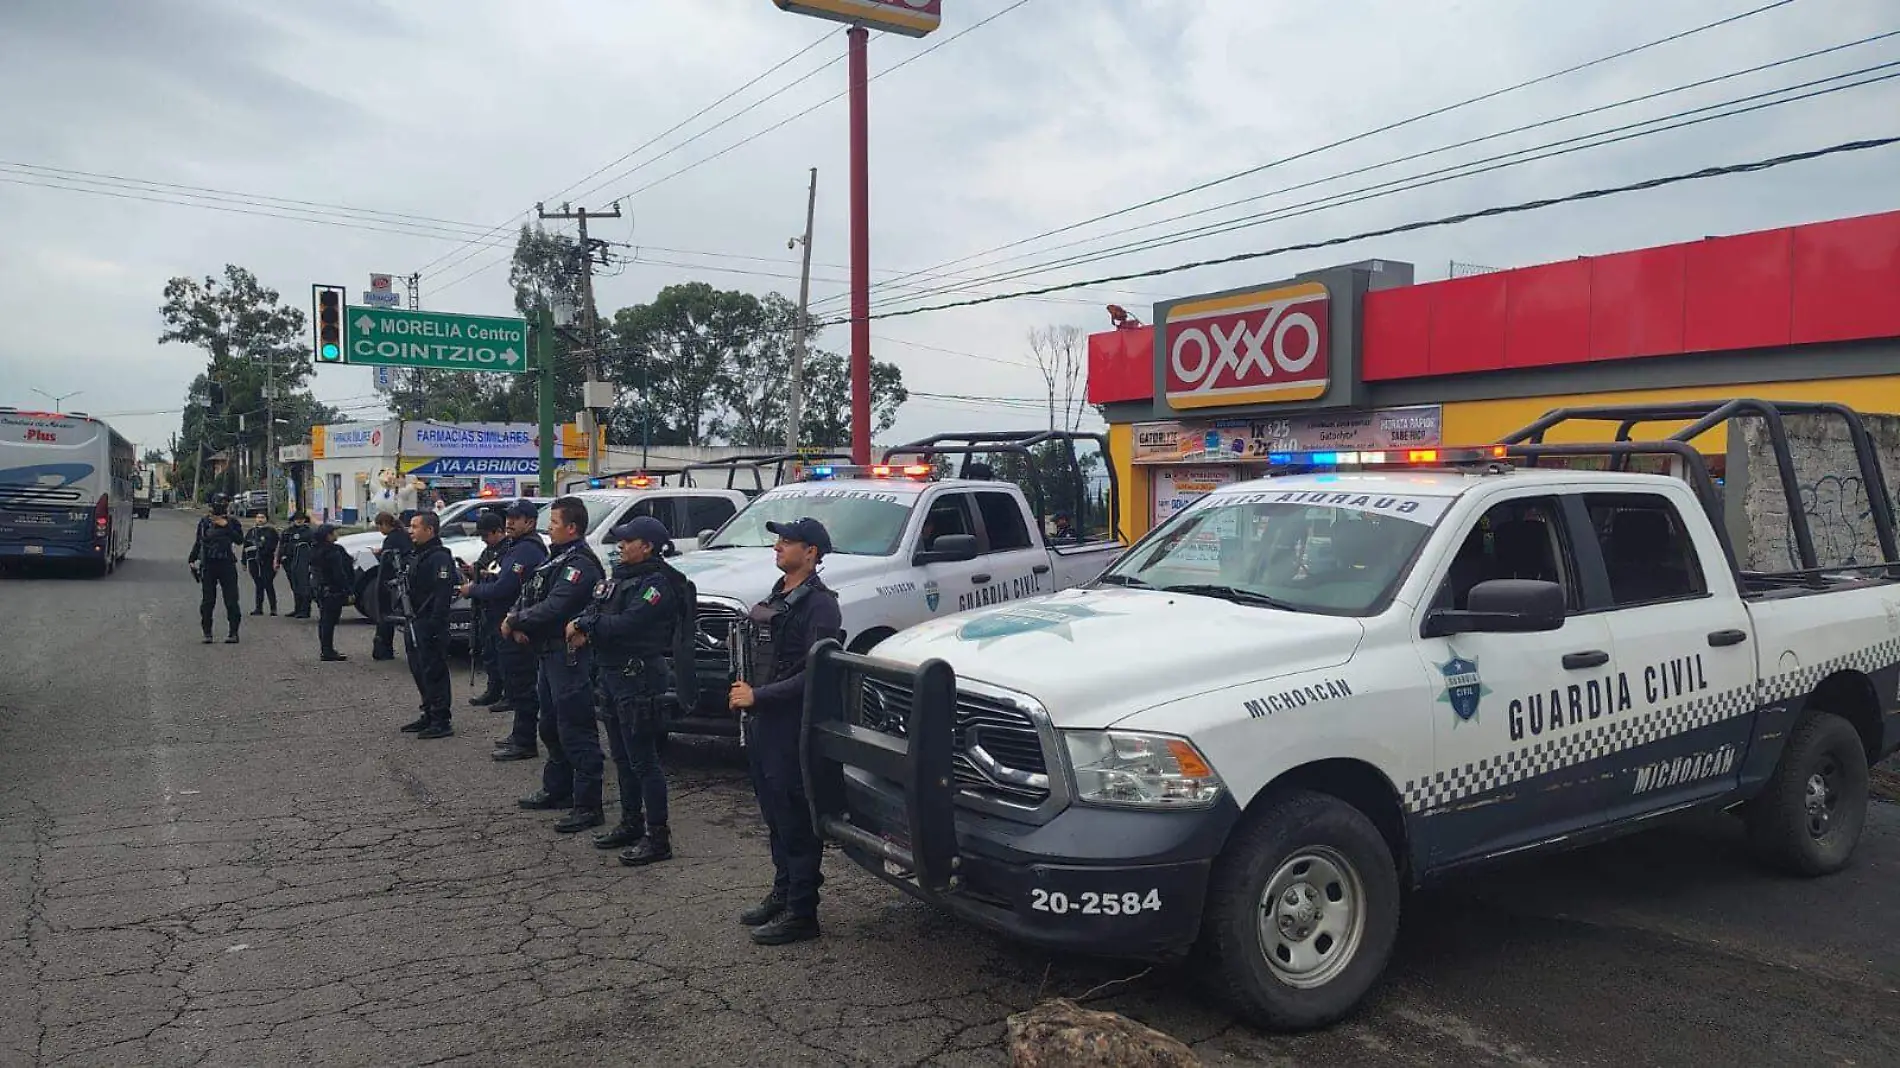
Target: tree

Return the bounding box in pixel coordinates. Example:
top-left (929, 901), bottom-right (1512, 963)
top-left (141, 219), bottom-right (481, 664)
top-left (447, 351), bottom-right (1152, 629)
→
top-left (1027, 324), bottom-right (1087, 432)
top-left (142, 448), bottom-right (167, 465)
top-left (603, 283), bottom-right (766, 447)
top-left (714, 293), bottom-right (799, 446)
top-left (160, 265), bottom-right (325, 502)
top-left (794, 348), bottom-right (908, 447)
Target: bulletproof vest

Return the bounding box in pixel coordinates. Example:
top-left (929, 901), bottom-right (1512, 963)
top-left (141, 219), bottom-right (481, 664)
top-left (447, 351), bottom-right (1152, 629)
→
top-left (739, 582), bottom-right (817, 687)
top-left (197, 518), bottom-right (237, 563)
top-left (590, 566), bottom-right (673, 668)
top-left (521, 541), bottom-right (586, 610)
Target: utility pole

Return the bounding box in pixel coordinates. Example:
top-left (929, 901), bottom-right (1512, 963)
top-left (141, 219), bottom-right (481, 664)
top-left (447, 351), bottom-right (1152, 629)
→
top-left (787, 167), bottom-right (818, 453)
top-left (535, 307), bottom-right (556, 496)
top-left (538, 201), bottom-right (620, 480)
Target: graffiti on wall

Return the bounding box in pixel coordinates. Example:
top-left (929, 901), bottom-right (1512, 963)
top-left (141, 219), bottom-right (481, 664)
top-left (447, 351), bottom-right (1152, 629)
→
top-left (1786, 473), bottom-right (1878, 569)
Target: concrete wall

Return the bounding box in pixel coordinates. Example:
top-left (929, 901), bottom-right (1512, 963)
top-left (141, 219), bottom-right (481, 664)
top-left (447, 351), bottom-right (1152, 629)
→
top-left (1736, 413), bottom-right (1900, 571)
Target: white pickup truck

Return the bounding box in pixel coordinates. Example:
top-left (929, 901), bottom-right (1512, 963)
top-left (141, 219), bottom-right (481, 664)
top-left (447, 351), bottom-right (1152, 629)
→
top-left (671, 458), bottom-right (1125, 732)
top-left (802, 400), bottom-right (1900, 1033)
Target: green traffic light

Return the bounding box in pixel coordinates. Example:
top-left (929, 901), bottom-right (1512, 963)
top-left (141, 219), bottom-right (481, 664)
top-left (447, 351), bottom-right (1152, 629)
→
top-left (321, 343), bottom-right (340, 360)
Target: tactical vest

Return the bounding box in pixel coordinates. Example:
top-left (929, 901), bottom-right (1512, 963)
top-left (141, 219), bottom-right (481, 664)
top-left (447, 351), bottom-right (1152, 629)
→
top-left (737, 583), bottom-right (818, 688)
top-left (196, 518), bottom-right (237, 563)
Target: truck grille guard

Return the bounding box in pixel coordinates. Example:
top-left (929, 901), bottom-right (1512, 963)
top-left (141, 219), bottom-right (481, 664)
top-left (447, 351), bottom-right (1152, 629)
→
top-left (802, 639), bottom-right (963, 895)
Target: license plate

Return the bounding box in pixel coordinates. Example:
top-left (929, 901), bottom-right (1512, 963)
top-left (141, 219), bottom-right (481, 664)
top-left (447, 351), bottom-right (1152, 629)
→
top-left (24, 545), bottom-right (43, 554)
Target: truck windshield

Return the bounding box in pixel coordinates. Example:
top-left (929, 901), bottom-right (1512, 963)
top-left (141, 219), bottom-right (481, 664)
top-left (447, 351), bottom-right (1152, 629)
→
top-left (708, 488), bottom-right (914, 556)
top-left (1099, 493), bottom-right (1444, 615)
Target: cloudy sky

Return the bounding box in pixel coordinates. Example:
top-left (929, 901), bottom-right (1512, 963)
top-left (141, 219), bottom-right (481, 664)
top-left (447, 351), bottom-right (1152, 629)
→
top-left (2, 0), bottom-right (1895, 456)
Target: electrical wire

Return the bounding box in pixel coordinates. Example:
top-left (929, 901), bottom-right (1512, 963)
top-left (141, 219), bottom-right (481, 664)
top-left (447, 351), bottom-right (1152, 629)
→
top-left (812, 134), bottom-right (1900, 326)
top-left (862, 0), bottom-right (1801, 298)
top-left (868, 62), bottom-right (1900, 312)
top-left (839, 28), bottom-right (1900, 310)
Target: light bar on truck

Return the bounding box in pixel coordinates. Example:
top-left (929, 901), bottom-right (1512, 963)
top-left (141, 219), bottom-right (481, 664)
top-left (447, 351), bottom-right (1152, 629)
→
top-left (803, 463), bottom-right (941, 482)
top-left (589, 475), bottom-right (655, 490)
top-left (1265, 445), bottom-right (1508, 468)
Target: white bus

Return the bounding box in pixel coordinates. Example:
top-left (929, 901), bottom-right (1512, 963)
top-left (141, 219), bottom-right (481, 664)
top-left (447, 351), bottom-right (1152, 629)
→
top-left (0, 407), bottom-right (137, 575)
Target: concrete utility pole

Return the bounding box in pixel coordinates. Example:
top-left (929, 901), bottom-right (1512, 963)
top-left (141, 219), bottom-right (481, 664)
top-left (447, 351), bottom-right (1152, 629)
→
top-left (787, 167), bottom-right (818, 453)
top-left (538, 201), bottom-right (621, 480)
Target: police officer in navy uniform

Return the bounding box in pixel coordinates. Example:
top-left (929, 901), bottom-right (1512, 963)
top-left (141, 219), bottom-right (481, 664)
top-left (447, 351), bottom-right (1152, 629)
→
top-left (398, 510), bottom-right (460, 740)
top-left (463, 511), bottom-right (509, 708)
top-left (280, 512), bottom-right (315, 619)
top-left (729, 517), bottom-right (843, 945)
top-left (244, 511), bottom-right (281, 616)
top-left (502, 497), bottom-right (607, 832)
top-left (477, 500), bottom-right (549, 762)
top-left (570, 516), bottom-right (694, 867)
top-left (371, 510), bottom-right (414, 661)
top-left (309, 524), bottom-right (354, 662)
top-left (188, 493), bottom-right (244, 644)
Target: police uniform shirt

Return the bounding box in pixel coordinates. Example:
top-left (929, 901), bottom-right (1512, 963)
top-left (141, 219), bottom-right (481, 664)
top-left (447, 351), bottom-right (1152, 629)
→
top-left (508, 541), bottom-right (604, 644)
top-left (403, 541), bottom-right (460, 626)
top-left (244, 524), bottom-right (280, 568)
top-left (471, 534), bottom-right (546, 611)
top-left (747, 575), bottom-right (843, 714)
top-left (314, 542), bottom-right (354, 597)
top-left (189, 516), bottom-right (241, 565)
top-left (574, 559), bottom-right (676, 669)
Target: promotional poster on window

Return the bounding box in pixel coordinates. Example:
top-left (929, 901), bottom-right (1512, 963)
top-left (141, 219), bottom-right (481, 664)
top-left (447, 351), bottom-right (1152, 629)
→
top-left (1132, 405), bottom-right (1444, 465)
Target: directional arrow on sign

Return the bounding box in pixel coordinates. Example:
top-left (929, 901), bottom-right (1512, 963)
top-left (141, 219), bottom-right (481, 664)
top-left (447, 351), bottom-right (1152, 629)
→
top-left (499, 348), bottom-right (520, 367)
top-left (354, 313), bottom-right (377, 333)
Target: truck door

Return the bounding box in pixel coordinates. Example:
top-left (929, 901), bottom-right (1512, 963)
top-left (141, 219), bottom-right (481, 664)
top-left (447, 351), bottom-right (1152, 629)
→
top-left (913, 491), bottom-right (987, 616)
top-left (1410, 491), bottom-right (1612, 867)
top-left (971, 489), bottom-right (1052, 607)
top-left (1581, 490), bottom-right (1755, 820)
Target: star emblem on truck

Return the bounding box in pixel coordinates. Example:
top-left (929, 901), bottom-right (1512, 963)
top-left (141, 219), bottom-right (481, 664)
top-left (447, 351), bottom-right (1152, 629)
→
top-left (953, 602), bottom-right (1114, 647)
top-left (1436, 648), bottom-right (1490, 725)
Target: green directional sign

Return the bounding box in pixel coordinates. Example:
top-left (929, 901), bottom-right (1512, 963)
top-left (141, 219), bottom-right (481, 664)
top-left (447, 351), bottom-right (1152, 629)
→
top-left (343, 306), bottom-right (529, 374)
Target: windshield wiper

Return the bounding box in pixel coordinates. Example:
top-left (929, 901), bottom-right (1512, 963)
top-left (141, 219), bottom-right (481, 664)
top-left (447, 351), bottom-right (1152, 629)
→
top-left (1159, 583), bottom-right (1300, 611)
top-left (1096, 573), bottom-right (1154, 588)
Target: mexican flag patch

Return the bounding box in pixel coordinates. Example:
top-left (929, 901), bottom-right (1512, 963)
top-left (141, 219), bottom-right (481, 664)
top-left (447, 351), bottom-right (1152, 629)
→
top-left (564, 566), bottom-right (581, 583)
top-left (641, 587), bottom-right (661, 605)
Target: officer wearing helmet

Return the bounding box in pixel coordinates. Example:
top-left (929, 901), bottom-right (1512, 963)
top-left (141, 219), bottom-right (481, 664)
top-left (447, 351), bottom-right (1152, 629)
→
top-left (568, 515), bottom-right (696, 867)
top-left (188, 492), bottom-right (244, 644)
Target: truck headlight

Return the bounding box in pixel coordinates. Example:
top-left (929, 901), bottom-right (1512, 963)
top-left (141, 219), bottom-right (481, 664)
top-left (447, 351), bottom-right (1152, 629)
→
top-left (1061, 730), bottom-right (1225, 809)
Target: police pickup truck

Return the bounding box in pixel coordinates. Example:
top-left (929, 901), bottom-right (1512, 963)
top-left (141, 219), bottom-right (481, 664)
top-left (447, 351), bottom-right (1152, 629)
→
top-left (802, 400), bottom-right (1900, 1032)
top-left (673, 453), bottom-right (1124, 732)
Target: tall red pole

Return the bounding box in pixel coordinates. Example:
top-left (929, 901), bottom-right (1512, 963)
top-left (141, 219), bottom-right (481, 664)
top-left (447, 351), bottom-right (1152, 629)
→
top-left (848, 25), bottom-right (872, 466)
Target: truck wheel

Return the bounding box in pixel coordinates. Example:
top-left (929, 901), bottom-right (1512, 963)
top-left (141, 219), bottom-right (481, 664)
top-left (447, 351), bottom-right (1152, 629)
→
top-left (1199, 790), bottom-right (1400, 1032)
top-left (1744, 711), bottom-right (1869, 877)
top-left (354, 574), bottom-right (380, 622)
top-left (850, 628), bottom-right (895, 654)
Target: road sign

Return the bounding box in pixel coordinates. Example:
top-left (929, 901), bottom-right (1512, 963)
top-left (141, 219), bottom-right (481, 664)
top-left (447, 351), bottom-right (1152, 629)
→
top-left (773, 0), bottom-right (940, 36)
top-left (373, 366), bottom-right (395, 390)
top-left (343, 307), bottom-right (528, 374)
top-left (362, 290), bottom-right (402, 307)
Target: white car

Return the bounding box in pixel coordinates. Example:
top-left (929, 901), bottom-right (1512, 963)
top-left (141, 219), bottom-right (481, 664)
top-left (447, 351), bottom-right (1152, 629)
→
top-left (802, 404), bottom-right (1900, 1033)
top-left (558, 487), bottom-right (749, 562)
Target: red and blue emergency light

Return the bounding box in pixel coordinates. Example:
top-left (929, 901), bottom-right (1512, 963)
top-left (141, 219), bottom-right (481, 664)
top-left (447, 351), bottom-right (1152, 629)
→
top-left (804, 463), bottom-right (940, 482)
top-left (1265, 445), bottom-right (1509, 468)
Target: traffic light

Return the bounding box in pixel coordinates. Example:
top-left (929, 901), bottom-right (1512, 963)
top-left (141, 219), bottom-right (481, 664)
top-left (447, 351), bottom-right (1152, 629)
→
top-left (313, 285), bottom-right (344, 363)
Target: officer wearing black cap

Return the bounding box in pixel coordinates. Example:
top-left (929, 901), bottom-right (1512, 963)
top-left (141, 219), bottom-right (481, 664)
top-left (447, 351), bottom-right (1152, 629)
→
top-left (398, 510), bottom-right (460, 740)
top-left (188, 493), bottom-right (244, 644)
top-left (371, 510), bottom-right (415, 661)
top-left (478, 500), bottom-right (549, 761)
top-left (309, 524), bottom-right (355, 661)
top-left (463, 511), bottom-right (509, 707)
top-left (280, 511), bottom-right (315, 618)
top-left (570, 515), bottom-right (695, 866)
top-left (729, 515), bottom-right (843, 945)
top-left (502, 496), bottom-right (607, 832)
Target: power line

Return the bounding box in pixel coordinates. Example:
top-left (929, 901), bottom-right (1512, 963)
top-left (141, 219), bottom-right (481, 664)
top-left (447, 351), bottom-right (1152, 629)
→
top-left (863, 0), bottom-right (1802, 299)
top-left (851, 28), bottom-right (1900, 309)
top-left (816, 134), bottom-right (1899, 326)
top-left (870, 61), bottom-right (1900, 312)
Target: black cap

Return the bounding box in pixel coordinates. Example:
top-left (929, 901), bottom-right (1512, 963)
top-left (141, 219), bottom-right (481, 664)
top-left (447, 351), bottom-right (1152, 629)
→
top-left (766, 517), bottom-right (831, 555)
top-left (475, 512), bottom-right (505, 534)
top-left (608, 515), bottom-right (672, 551)
top-left (290, 511), bottom-right (309, 522)
top-left (312, 523), bottom-right (337, 539)
top-left (504, 498), bottom-right (539, 520)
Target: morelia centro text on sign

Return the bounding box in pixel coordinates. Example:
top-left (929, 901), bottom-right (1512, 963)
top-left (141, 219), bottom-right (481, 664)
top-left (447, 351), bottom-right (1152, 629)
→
top-left (343, 307), bottom-right (528, 374)
top-left (1161, 281), bottom-right (1331, 410)
top-left (771, 0), bottom-right (941, 37)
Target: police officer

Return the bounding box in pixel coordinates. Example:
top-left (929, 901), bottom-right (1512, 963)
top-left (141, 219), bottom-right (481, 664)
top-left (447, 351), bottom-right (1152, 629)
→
top-left (729, 517), bottom-right (843, 945)
top-left (398, 510), bottom-right (460, 740)
top-left (188, 493), bottom-right (244, 644)
top-left (502, 497), bottom-right (607, 832)
top-left (476, 500), bottom-right (548, 762)
top-left (309, 524), bottom-right (354, 662)
top-left (244, 511), bottom-right (281, 616)
top-left (279, 511), bottom-right (315, 618)
top-left (570, 516), bottom-right (693, 867)
top-left (462, 512), bottom-right (508, 708)
top-left (370, 511), bottom-right (413, 661)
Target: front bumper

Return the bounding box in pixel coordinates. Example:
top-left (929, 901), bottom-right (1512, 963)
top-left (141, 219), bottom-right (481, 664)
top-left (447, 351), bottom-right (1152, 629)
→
top-left (802, 643), bottom-right (1235, 960)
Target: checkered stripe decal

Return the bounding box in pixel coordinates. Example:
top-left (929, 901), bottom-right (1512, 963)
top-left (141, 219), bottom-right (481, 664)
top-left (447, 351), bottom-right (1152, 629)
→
top-left (1403, 636), bottom-right (1900, 814)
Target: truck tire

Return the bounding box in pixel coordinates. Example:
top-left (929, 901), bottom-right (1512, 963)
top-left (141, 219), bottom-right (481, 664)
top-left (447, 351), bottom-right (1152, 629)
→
top-left (850, 628), bottom-right (896, 654)
top-left (1199, 790), bottom-right (1400, 1032)
top-left (1743, 711), bottom-right (1869, 876)
top-left (354, 573), bottom-right (380, 622)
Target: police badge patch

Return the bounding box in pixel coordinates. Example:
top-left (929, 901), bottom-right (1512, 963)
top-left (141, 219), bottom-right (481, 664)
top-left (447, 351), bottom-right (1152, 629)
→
top-left (1436, 648), bottom-right (1491, 724)
top-left (924, 579), bottom-right (940, 612)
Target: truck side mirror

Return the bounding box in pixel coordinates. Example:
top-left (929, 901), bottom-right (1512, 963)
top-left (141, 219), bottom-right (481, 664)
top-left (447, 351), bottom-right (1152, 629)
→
top-left (1423, 578), bottom-right (1566, 637)
top-left (696, 529), bottom-right (716, 544)
top-left (915, 533), bottom-right (979, 565)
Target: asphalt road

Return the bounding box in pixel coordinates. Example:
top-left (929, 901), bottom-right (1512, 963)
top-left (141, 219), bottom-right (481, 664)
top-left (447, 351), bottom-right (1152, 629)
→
top-left (2, 509), bottom-right (1897, 1067)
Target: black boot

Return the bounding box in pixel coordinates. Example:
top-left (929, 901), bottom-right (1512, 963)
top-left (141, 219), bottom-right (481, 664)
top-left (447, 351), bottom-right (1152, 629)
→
top-left (553, 808), bottom-right (604, 834)
top-left (491, 742), bottom-right (538, 762)
top-left (467, 688), bottom-right (502, 707)
top-left (224, 631), bottom-right (240, 644)
top-left (619, 826), bottom-right (672, 867)
top-left (739, 890), bottom-right (787, 928)
top-left (201, 632), bottom-right (214, 645)
top-left (489, 699), bottom-right (515, 714)
top-left (399, 713), bottom-right (432, 733)
top-left (251, 609), bottom-right (263, 616)
top-left (320, 651), bottom-right (349, 662)
top-left (518, 789), bottom-right (570, 811)
top-left (749, 912), bottom-right (820, 946)
top-left (592, 823), bottom-right (642, 850)
top-left (416, 715), bottom-right (454, 740)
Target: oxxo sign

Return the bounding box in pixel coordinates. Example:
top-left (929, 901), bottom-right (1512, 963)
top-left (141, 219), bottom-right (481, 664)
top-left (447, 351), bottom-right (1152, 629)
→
top-left (1162, 281), bottom-right (1331, 410)
top-left (772, 0), bottom-right (941, 37)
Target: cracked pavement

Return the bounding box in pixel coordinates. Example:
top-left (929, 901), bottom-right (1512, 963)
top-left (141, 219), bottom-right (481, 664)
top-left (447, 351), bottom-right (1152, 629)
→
top-left (2, 510), bottom-right (1897, 1066)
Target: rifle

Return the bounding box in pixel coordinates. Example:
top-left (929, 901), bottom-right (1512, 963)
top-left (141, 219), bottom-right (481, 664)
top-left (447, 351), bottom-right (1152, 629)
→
top-left (387, 555), bottom-right (420, 650)
top-left (729, 615), bottom-right (755, 748)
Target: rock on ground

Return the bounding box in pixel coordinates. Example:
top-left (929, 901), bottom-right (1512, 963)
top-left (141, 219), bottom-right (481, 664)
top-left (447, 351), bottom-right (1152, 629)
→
top-left (1006, 998), bottom-right (1201, 1068)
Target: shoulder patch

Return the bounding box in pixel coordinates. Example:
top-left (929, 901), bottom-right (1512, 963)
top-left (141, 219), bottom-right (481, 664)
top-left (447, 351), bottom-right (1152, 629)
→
top-left (438, 567), bottom-right (451, 580)
top-left (641, 586), bottom-right (662, 605)
top-left (511, 562), bottom-right (525, 574)
top-left (564, 566), bottom-right (581, 583)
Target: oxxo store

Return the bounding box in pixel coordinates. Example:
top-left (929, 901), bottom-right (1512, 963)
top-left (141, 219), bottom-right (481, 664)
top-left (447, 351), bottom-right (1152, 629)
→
top-left (309, 421), bottom-right (594, 524)
top-left (1088, 208), bottom-right (1900, 540)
